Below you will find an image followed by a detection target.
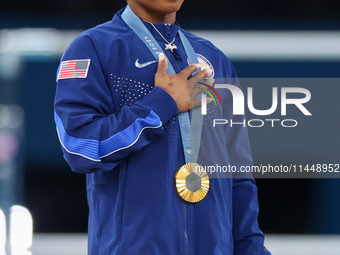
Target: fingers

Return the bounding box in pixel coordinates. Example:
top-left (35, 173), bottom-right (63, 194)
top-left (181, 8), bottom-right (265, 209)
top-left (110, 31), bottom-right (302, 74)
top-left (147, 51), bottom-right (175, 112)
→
top-left (192, 86), bottom-right (205, 98)
top-left (179, 64), bottom-right (201, 79)
top-left (190, 68), bottom-right (212, 85)
top-left (156, 53), bottom-right (168, 75)
top-left (190, 98), bottom-right (202, 109)
top-left (190, 96), bottom-right (213, 110)
top-left (190, 97), bottom-right (212, 108)
top-left (203, 78), bottom-right (215, 87)
top-left (192, 78), bottom-right (215, 97)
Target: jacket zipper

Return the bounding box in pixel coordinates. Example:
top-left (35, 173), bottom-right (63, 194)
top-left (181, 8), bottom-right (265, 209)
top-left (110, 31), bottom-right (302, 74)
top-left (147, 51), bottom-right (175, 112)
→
top-left (164, 24), bottom-right (182, 72)
top-left (165, 23), bottom-right (190, 255)
top-left (183, 203), bottom-right (189, 255)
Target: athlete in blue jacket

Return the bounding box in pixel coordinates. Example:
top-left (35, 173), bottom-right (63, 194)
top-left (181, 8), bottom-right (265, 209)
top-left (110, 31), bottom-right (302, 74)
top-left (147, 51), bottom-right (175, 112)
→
top-left (54, 0), bottom-right (271, 254)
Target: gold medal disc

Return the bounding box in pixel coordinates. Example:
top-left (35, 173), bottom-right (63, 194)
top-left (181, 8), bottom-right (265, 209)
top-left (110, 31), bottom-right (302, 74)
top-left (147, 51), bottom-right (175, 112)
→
top-left (175, 163), bottom-right (210, 203)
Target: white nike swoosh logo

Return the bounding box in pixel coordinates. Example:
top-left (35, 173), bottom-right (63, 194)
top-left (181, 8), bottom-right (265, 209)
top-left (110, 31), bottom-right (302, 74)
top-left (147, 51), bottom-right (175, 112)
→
top-left (135, 59), bottom-right (157, 68)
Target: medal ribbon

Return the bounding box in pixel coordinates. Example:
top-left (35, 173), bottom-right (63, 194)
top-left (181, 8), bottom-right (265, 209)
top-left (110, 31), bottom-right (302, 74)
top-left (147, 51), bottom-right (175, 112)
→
top-left (122, 5), bottom-right (204, 164)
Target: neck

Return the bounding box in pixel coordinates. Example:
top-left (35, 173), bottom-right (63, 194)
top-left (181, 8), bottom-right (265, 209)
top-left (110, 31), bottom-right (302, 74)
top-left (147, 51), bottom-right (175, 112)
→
top-left (128, 3), bottom-right (176, 24)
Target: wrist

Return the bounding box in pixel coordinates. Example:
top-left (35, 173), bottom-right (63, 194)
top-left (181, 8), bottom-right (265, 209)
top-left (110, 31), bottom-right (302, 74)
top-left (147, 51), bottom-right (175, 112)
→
top-left (138, 87), bottom-right (179, 123)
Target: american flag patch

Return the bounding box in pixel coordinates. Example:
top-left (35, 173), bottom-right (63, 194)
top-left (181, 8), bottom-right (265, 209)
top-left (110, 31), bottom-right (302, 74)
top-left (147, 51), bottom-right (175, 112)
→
top-left (57, 59), bottom-right (91, 80)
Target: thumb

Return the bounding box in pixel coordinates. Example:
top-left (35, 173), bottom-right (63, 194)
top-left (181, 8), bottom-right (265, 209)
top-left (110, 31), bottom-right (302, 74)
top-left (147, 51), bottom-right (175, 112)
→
top-left (156, 53), bottom-right (168, 75)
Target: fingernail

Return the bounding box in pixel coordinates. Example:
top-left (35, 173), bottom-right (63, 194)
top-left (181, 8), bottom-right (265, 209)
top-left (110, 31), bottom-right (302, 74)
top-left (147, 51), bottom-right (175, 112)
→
top-left (195, 64), bottom-right (201, 69)
top-left (206, 69), bottom-right (212, 76)
top-left (207, 97), bottom-right (213, 103)
top-left (159, 53), bottom-right (165, 61)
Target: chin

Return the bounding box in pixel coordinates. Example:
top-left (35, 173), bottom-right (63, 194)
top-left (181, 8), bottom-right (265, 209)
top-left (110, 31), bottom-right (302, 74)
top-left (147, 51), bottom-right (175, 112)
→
top-left (162, 4), bottom-right (182, 13)
top-left (145, 0), bottom-right (184, 14)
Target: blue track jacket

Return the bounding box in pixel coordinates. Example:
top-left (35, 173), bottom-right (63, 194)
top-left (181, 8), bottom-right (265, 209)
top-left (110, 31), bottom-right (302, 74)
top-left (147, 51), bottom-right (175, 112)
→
top-left (54, 7), bottom-right (270, 255)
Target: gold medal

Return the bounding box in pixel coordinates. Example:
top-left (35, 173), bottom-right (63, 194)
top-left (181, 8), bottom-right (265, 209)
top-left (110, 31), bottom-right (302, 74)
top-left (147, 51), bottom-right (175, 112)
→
top-left (175, 163), bottom-right (210, 203)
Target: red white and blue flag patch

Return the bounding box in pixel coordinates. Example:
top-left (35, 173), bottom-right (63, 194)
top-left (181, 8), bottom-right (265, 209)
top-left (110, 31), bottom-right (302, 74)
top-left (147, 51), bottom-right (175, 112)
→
top-left (57, 59), bottom-right (91, 80)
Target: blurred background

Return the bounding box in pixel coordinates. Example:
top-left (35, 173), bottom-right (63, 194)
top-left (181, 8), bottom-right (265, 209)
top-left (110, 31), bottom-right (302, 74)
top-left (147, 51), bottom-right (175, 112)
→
top-left (0, 0), bottom-right (340, 254)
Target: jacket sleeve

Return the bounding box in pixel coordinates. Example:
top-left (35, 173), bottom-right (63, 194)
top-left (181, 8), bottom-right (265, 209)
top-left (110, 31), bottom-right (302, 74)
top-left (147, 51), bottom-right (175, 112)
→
top-left (221, 59), bottom-right (271, 255)
top-left (54, 32), bottom-right (178, 174)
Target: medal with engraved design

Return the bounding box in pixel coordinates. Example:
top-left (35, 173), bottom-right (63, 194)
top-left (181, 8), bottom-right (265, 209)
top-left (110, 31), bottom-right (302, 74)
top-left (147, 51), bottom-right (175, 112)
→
top-left (175, 163), bottom-right (210, 203)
